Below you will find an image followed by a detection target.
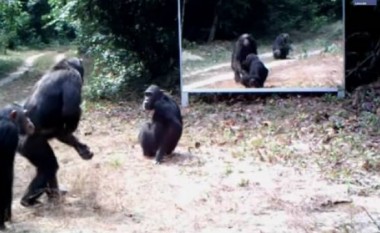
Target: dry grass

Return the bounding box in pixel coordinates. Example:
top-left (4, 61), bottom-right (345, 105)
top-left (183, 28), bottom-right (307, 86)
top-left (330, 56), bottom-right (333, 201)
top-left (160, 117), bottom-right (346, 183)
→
top-left (3, 93), bottom-right (379, 233)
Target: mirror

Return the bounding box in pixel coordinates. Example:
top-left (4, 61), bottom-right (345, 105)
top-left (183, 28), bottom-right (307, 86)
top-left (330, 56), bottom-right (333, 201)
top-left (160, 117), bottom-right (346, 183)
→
top-left (178, 0), bottom-right (345, 106)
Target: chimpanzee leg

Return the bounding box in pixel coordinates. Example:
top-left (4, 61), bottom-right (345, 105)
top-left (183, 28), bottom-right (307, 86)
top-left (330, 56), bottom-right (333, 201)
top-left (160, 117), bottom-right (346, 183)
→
top-left (155, 126), bottom-right (182, 164)
top-left (234, 71), bottom-right (241, 83)
top-left (44, 175), bottom-right (68, 202)
top-left (56, 133), bottom-right (93, 160)
top-left (138, 123), bottom-right (157, 157)
top-left (18, 135), bottom-right (59, 207)
top-left (0, 167), bottom-right (13, 229)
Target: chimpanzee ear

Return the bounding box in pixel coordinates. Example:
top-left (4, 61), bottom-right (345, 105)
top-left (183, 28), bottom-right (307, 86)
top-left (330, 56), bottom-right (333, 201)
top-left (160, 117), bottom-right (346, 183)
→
top-left (10, 110), bottom-right (18, 121)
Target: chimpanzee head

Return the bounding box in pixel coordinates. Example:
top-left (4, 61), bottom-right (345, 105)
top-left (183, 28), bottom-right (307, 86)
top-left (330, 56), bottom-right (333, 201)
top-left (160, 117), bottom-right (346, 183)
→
top-left (241, 33), bottom-right (255, 46)
top-left (242, 75), bottom-right (262, 88)
top-left (245, 54), bottom-right (259, 63)
top-left (7, 103), bottom-right (35, 135)
top-left (52, 57), bottom-right (85, 80)
top-left (67, 57), bottom-right (84, 79)
top-left (281, 33), bottom-right (292, 45)
top-left (142, 85), bottom-right (164, 110)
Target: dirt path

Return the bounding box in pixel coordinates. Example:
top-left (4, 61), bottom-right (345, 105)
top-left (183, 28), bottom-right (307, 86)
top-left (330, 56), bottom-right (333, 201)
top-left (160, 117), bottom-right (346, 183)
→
top-left (0, 53), bottom-right (46, 87)
top-left (0, 52), bottom-right (66, 106)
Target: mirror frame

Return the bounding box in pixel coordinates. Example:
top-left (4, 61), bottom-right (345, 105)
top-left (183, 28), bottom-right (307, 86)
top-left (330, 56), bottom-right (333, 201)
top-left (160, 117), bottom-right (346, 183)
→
top-left (177, 0), bottom-right (346, 107)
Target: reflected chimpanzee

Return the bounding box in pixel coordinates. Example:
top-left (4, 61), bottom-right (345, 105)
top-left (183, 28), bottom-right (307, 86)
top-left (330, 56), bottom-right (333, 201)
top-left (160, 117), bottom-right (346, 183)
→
top-left (272, 33), bottom-right (292, 59)
top-left (231, 33), bottom-right (258, 83)
top-left (0, 104), bottom-right (34, 230)
top-left (138, 85), bottom-right (183, 165)
top-left (17, 57), bottom-right (93, 207)
top-left (240, 54), bottom-right (269, 88)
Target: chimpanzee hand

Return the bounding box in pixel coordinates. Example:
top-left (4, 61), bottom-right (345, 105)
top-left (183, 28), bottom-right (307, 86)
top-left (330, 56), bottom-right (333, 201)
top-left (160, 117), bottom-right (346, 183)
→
top-left (76, 142), bottom-right (93, 160)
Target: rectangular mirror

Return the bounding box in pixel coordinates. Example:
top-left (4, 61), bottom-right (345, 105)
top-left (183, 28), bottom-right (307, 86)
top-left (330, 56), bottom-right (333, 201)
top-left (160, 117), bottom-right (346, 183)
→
top-left (178, 0), bottom-right (345, 106)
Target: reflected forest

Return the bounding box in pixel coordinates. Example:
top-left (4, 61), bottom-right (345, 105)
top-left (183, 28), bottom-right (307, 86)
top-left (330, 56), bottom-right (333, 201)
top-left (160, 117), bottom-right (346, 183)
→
top-left (181, 0), bottom-right (344, 90)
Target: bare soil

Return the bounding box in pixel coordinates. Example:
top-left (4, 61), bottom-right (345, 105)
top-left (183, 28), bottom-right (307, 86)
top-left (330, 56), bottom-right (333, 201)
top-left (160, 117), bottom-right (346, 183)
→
top-left (1, 52), bottom-right (380, 233)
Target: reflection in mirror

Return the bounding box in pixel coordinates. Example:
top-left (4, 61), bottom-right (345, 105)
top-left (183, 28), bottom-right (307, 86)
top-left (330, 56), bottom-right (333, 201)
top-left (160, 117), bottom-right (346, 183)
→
top-left (180, 0), bottom-right (344, 92)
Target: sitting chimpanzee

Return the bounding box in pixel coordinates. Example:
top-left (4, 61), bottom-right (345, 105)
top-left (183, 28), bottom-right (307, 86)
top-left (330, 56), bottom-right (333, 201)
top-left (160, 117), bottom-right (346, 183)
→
top-left (138, 85), bottom-right (183, 165)
top-left (272, 33), bottom-right (292, 59)
top-left (0, 104), bottom-right (35, 230)
top-left (231, 33), bottom-right (258, 83)
top-left (240, 53), bottom-right (269, 88)
top-left (17, 57), bottom-right (94, 207)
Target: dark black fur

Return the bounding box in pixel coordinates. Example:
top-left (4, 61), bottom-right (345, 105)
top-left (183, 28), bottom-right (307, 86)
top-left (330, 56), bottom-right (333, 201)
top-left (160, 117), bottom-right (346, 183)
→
top-left (272, 33), bottom-right (292, 59)
top-left (17, 57), bottom-right (93, 207)
top-left (138, 85), bottom-right (183, 164)
top-left (231, 33), bottom-right (258, 83)
top-left (0, 104), bottom-right (34, 230)
top-left (240, 54), bottom-right (269, 88)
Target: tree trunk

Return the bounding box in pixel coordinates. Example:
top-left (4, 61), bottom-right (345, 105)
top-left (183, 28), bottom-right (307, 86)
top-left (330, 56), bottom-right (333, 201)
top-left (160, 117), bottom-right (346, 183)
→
top-left (181, 0), bottom-right (186, 35)
top-left (207, 0), bottom-right (222, 43)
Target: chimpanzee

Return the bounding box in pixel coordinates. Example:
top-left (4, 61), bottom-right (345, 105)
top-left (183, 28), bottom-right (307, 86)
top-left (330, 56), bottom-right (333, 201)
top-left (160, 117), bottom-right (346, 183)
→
top-left (240, 53), bottom-right (269, 88)
top-left (231, 33), bottom-right (258, 83)
top-left (0, 104), bottom-right (35, 230)
top-left (272, 33), bottom-right (292, 59)
top-left (17, 57), bottom-right (94, 207)
top-left (138, 85), bottom-right (183, 165)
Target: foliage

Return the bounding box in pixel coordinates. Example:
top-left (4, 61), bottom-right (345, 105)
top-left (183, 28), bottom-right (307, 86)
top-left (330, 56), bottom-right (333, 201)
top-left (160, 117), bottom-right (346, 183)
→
top-left (47, 0), bottom-right (180, 99)
top-left (0, 56), bottom-right (23, 78)
top-left (83, 36), bottom-right (145, 100)
top-left (345, 0), bottom-right (380, 91)
top-left (0, 1), bottom-right (24, 53)
top-left (0, 0), bottom-right (78, 51)
top-left (183, 0), bottom-right (342, 41)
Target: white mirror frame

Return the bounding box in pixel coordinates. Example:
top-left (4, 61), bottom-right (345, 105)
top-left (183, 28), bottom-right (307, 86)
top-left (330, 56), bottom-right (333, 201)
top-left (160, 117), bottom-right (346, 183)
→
top-left (177, 0), bottom-right (346, 107)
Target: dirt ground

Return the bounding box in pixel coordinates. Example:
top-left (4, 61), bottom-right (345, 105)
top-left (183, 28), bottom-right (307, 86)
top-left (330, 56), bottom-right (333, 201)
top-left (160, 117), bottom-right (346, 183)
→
top-left (202, 54), bottom-right (343, 89)
top-left (1, 52), bottom-right (380, 233)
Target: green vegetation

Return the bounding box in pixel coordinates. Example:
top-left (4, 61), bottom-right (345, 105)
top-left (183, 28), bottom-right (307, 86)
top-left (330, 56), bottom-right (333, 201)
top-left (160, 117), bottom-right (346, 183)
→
top-left (0, 56), bottom-right (23, 78)
top-left (182, 0), bottom-right (341, 43)
top-left (0, 0), bottom-right (180, 100)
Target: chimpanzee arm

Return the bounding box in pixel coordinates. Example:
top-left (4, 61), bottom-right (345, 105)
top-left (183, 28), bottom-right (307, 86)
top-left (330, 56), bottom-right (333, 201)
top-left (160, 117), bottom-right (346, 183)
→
top-left (61, 75), bottom-right (82, 134)
top-left (56, 133), bottom-right (93, 160)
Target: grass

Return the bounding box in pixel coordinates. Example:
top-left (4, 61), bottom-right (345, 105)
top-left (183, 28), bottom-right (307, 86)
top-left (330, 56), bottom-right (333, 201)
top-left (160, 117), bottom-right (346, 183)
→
top-left (0, 55), bottom-right (23, 78)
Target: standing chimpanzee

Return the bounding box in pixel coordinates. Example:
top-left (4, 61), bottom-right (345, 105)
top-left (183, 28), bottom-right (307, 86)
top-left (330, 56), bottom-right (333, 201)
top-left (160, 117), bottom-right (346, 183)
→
top-left (138, 85), bottom-right (183, 165)
top-left (0, 104), bottom-right (35, 230)
top-left (240, 54), bottom-right (269, 88)
top-left (231, 33), bottom-right (258, 83)
top-left (272, 33), bottom-right (292, 59)
top-left (17, 57), bottom-right (94, 207)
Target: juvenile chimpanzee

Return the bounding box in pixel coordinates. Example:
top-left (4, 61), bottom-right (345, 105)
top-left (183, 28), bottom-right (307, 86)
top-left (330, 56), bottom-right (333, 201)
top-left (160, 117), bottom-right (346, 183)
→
top-left (17, 57), bottom-right (94, 207)
top-left (240, 54), bottom-right (269, 88)
top-left (272, 33), bottom-right (292, 59)
top-left (231, 33), bottom-right (258, 83)
top-left (138, 85), bottom-right (183, 165)
top-left (0, 104), bottom-right (35, 230)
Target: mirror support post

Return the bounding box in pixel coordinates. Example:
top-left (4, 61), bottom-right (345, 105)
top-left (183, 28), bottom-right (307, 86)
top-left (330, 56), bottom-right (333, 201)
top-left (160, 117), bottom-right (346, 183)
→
top-left (337, 88), bottom-right (345, 98)
top-left (338, 0), bottom-right (346, 100)
top-left (177, 0), bottom-right (186, 107)
top-left (181, 91), bottom-right (189, 107)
